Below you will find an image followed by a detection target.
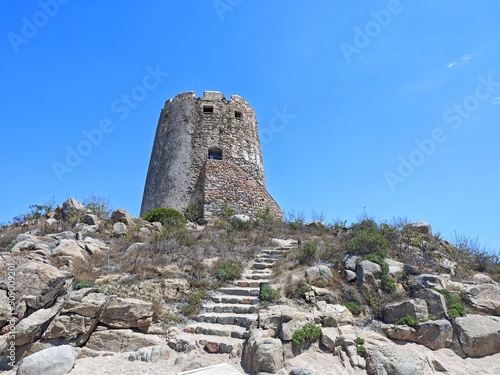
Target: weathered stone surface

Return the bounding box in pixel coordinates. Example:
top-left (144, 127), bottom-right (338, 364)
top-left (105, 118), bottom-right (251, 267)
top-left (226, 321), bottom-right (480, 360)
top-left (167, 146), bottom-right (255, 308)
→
top-left (414, 288), bottom-right (448, 319)
top-left (136, 279), bottom-right (190, 300)
top-left (128, 345), bottom-right (170, 363)
top-left (15, 262), bottom-right (73, 310)
top-left (356, 260), bottom-right (382, 291)
top-left (110, 209), bottom-right (135, 227)
top-left (305, 265), bottom-right (333, 286)
top-left (17, 345), bottom-right (80, 375)
top-left (415, 320), bottom-right (453, 350)
top-left (85, 329), bottom-right (162, 352)
top-left (472, 273), bottom-right (494, 284)
top-left (61, 290), bottom-right (107, 318)
top-left (386, 325), bottom-right (417, 342)
top-left (80, 214), bottom-right (100, 226)
top-left (344, 255), bottom-right (358, 271)
top-left (15, 298), bottom-right (63, 346)
top-left (314, 301), bottom-right (354, 327)
top-left (55, 198), bottom-right (87, 222)
top-left (367, 342), bottom-right (429, 375)
top-left (411, 274), bottom-right (445, 292)
top-left (383, 299), bottom-right (428, 324)
top-left (453, 315), bottom-right (500, 357)
top-left (254, 338), bottom-right (283, 374)
top-left (45, 231), bottom-right (77, 241)
top-left (0, 290), bottom-right (9, 329)
top-left (112, 222), bottom-right (128, 237)
top-left (385, 258), bottom-right (405, 278)
top-left (320, 327), bottom-right (339, 351)
top-left (344, 270), bottom-right (357, 282)
top-left (464, 283), bottom-right (500, 315)
top-left (99, 296), bottom-right (153, 329)
top-left (242, 329), bottom-right (276, 373)
top-left (229, 214), bottom-right (251, 223)
top-left (51, 240), bottom-right (88, 267)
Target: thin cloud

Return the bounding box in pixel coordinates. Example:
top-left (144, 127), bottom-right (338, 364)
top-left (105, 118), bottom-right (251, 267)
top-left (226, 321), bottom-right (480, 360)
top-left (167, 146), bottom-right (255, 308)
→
top-left (491, 96), bottom-right (500, 105)
top-left (446, 54), bottom-right (471, 68)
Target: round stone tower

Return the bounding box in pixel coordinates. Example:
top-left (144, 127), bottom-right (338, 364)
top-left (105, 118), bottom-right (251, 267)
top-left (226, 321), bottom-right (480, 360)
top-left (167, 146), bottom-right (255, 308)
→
top-left (140, 91), bottom-right (282, 219)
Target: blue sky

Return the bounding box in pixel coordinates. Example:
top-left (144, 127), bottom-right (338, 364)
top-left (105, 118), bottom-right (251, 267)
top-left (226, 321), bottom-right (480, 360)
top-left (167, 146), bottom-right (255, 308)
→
top-left (1, 1), bottom-right (499, 251)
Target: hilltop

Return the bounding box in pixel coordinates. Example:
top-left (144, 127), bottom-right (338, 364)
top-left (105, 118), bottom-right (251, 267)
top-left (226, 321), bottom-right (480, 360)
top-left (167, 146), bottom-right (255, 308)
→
top-left (1, 197), bottom-right (499, 374)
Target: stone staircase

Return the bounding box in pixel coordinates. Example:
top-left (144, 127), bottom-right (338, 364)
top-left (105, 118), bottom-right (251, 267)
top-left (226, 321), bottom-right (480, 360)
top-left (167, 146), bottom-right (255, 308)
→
top-left (171, 239), bottom-right (296, 354)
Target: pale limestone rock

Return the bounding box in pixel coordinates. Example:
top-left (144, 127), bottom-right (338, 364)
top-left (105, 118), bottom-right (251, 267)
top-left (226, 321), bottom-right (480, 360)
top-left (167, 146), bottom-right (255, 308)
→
top-left (17, 345), bottom-right (80, 375)
top-left (99, 296), bottom-right (153, 329)
top-left (85, 329), bottom-right (162, 352)
top-left (453, 315), bottom-right (500, 357)
top-left (415, 319), bottom-right (453, 350)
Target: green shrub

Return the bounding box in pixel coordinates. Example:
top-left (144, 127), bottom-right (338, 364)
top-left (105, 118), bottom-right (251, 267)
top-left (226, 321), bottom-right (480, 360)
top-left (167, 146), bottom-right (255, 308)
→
top-left (143, 208), bottom-right (186, 226)
top-left (355, 337), bottom-right (365, 345)
top-left (292, 322), bottom-right (321, 345)
top-left (216, 261), bottom-right (243, 281)
top-left (343, 301), bottom-right (364, 316)
top-left (356, 345), bottom-right (366, 357)
top-left (298, 283), bottom-right (312, 297)
top-left (395, 314), bottom-right (419, 327)
top-left (220, 204), bottom-right (236, 219)
top-left (260, 284), bottom-right (280, 302)
top-left (182, 288), bottom-right (208, 318)
top-left (184, 202), bottom-right (202, 222)
top-left (347, 219), bottom-right (389, 256)
top-left (434, 288), bottom-right (466, 319)
top-left (76, 280), bottom-right (95, 290)
top-left (297, 242), bottom-right (317, 265)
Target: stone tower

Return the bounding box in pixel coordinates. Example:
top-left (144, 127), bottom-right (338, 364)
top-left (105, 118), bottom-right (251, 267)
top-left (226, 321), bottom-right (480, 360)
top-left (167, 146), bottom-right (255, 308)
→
top-left (140, 91), bottom-right (282, 219)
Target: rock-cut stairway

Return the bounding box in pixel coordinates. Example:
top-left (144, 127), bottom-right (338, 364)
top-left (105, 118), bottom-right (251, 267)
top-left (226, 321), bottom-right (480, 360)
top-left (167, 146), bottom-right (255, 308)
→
top-left (173, 239), bottom-right (296, 354)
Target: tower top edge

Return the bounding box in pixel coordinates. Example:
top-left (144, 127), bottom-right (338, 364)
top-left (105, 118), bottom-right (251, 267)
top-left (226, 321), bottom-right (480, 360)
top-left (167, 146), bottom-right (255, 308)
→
top-left (167, 91), bottom-right (250, 105)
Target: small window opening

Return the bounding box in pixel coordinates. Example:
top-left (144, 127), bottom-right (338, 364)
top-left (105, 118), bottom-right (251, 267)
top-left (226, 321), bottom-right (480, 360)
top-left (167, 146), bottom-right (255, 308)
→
top-left (203, 105), bottom-right (214, 114)
top-left (208, 149), bottom-right (222, 160)
top-left (235, 111), bottom-right (242, 120)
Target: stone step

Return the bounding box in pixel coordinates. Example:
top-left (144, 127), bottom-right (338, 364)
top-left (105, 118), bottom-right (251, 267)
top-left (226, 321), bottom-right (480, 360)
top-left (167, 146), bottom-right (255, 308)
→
top-left (234, 280), bottom-right (268, 288)
top-left (211, 295), bottom-right (259, 305)
top-left (251, 262), bottom-right (273, 270)
top-left (203, 303), bottom-right (257, 314)
top-left (184, 322), bottom-right (249, 339)
top-left (171, 332), bottom-right (244, 354)
top-left (254, 258), bottom-right (275, 264)
top-left (194, 312), bottom-right (258, 328)
top-left (242, 272), bottom-right (271, 280)
top-left (219, 287), bottom-right (260, 297)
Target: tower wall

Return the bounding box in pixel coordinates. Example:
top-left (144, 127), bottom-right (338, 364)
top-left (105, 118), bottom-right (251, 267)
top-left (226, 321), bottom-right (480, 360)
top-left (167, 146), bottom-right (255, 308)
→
top-left (141, 91), bottom-right (280, 219)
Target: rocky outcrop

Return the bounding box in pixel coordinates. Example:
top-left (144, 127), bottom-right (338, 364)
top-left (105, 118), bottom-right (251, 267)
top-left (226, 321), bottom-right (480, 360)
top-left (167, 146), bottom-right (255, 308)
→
top-left (356, 260), bottom-right (382, 293)
top-left (243, 330), bottom-right (283, 374)
top-left (414, 288), bottom-right (448, 319)
top-left (305, 265), bottom-right (333, 286)
top-left (464, 283), bottom-right (500, 315)
top-left (383, 299), bottom-right (428, 324)
top-left (453, 315), bottom-right (500, 357)
top-left (15, 262), bottom-right (73, 310)
top-left (85, 329), bottom-right (162, 353)
top-left (99, 296), bottom-right (153, 329)
top-left (314, 301), bottom-right (354, 327)
top-left (415, 320), bottom-right (453, 350)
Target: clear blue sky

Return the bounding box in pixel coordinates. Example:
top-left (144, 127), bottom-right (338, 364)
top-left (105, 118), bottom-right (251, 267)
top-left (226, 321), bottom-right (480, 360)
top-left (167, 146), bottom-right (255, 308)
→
top-left (1, 1), bottom-right (499, 251)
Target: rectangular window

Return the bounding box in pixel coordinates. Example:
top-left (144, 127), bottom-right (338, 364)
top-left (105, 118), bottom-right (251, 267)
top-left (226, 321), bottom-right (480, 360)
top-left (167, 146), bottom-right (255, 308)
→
top-left (235, 111), bottom-right (242, 120)
top-left (208, 150), bottom-right (222, 160)
top-left (203, 105), bottom-right (214, 114)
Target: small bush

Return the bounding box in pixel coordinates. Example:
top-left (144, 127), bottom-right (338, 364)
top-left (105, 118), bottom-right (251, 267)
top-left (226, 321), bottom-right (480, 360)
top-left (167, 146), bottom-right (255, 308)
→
top-left (292, 322), bottom-right (321, 345)
top-left (355, 337), bottom-right (365, 345)
top-left (298, 283), bottom-right (312, 298)
top-left (356, 345), bottom-right (366, 357)
top-left (83, 192), bottom-right (112, 219)
top-left (395, 314), bottom-right (419, 327)
top-left (297, 242), bottom-right (317, 265)
top-left (260, 284), bottom-right (280, 302)
top-left (76, 280), bottom-right (95, 290)
top-left (347, 219), bottom-right (389, 256)
top-left (182, 288), bottom-right (208, 318)
top-left (184, 202), bottom-right (202, 222)
top-left (216, 261), bottom-right (243, 281)
top-left (143, 208), bottom-right (186, 226)
top-left (343, 300), bottom-right (364, 316)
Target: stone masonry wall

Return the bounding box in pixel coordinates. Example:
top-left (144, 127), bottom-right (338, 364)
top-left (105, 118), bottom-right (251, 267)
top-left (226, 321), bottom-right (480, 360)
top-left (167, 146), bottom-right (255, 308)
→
top-left (203, 160), bottom-right (282, 219)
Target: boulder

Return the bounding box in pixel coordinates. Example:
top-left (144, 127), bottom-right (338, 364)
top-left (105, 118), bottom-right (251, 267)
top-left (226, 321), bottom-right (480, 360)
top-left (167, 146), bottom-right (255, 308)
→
top-left (411, 274), bottom-right (445, 292)
top-left (0, 290), bottom-right (9, 329)
top-left (110, 209), bottom-right (135, 227)
top-left (17, 345), bottom-right (80, 375)
top-left (344, 255), bottom-right (358, 271)
top-left (414, 288), bottom-right (448, 319)
top-left (99, 296), bottom-right (153, 329)
top-left (386, 325), bottom-right (417, 342)
top-left (57, 198), bottom-right (87, 222)
top-left (305, 265), bottom-right (333, 285)
top-left (472, 273), bottom-right (494, 284)
top-left (344, 270), bottom-right (357, 282)
top-left (128, 345), bottom-right (170, 363)
top-left (229, 214), bottom-right (251, 223)
top-left (367, 342), bottom-right (428, 375)
top-left (453, 315), bottom-right (500, 357)
top-left (464, 284), bottom-right (500, 315)
top-left (356, 260), bottom-right (382, 292)
top-left (383, 299), bottom-right (428, 324)
top-left (15, 262), bottom-right (73, 310)
top-left (85, 329), bottom-right (162, 352)
top-left (314, 301), bottom-right (354, 327)
top-left (254, 338), bottom-right (284, 374)
top-left (51, 240), bottom-right (88, 268)
top-left (385, 258), bottom-right (405, 278)
top-left (15, 298), bottom-right (63, 346)
top-left (45, 231), bottom-right (77, 241)
top-left (415, 320), bottom-right (453, 350)
top-left (80, 214), bottom-right (100, 226)
top-left (112, 222), bottom-right (128, 237)
top-left (320, 327), bottom-right (339, 351)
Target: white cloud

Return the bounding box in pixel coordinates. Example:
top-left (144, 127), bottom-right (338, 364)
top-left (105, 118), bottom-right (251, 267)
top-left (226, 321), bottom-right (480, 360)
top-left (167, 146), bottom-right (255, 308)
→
top-left (446, 62), bottom-right (456, 68)
top-left (491, 96), bottom-right (500, 105)
top-left (446, 54), bottom-right (471, 68)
